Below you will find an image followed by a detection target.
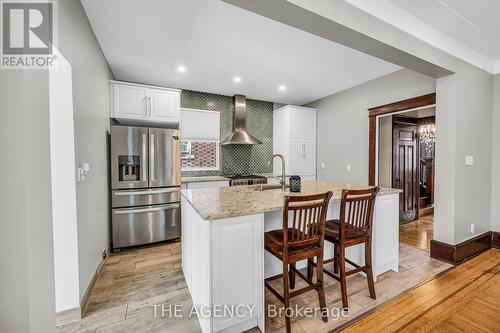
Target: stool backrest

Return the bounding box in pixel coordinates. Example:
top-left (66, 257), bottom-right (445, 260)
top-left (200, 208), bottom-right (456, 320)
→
top-left (339, 187), bottom-right (379, 238)
top-left (283, 191), bottom-right (333, 250)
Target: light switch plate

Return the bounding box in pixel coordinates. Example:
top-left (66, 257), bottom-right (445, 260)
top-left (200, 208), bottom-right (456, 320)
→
top-left (346, 164), bottom-right (351, 171)
top-left (465, 155), bottom-right (474, 166)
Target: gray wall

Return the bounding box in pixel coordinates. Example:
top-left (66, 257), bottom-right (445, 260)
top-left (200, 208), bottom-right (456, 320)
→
top-left (0, 71), bottom-right (56, 332)
top-left (307, 69), bottom-right (436, 184)
top-left (491, 74), bottom-right (500, 232)
top-left (58, 0), bottom-right (114, 299)
top-left (449, 68), bottom-right (493, 242)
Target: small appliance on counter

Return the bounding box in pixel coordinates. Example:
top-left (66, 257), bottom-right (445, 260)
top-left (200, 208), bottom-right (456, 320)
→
top-left (289, 175), bottom-right (301, 192)
top-left (110, 125), bottom-right (181, 251)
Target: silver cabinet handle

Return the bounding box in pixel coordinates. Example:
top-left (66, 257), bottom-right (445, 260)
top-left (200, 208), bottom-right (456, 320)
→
top-left (302, 143), bottom-right (305, 158)
top-left (148, 96), bottom-right (152, 117)
top-left (150, 133), bottom-right (155, 181)
top-left (114, 188), bottom-right (179, 196)
top-left (142, 97), bottom-right (148, 118)
top-left (114, 203), bottom-right (180, 215)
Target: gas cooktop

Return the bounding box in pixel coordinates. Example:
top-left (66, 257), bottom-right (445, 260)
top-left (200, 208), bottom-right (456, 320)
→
top-left (226, 174), bottom-right (268, 186)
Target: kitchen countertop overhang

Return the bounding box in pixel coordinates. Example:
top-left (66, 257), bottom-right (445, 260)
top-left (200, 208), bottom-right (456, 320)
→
top-left (181, 180), bottom-right (402, 220)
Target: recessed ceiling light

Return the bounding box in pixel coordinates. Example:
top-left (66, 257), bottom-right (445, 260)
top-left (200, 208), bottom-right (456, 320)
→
top-left (177, 65), bottom-right (186, 73)
top-left (233, 76), bottom-right (242, 83)
top-left (279, 85), bottom-right (287, 91)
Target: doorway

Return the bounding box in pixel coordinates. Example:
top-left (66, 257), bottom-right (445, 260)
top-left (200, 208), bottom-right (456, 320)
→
top-left (368, 93), bottom-right (436, 252)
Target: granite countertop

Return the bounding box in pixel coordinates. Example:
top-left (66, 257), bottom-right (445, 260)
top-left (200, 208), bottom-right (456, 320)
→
top-left (181, 173), bottom-right (286, 183)
top-left (181, 180), bottom-right (402, 220)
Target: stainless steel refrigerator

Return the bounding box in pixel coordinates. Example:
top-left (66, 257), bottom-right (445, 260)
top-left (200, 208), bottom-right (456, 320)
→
top-left (110, 125), bottom-right (181, 250)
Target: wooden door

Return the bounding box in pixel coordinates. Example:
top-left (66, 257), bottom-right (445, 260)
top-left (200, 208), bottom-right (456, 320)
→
top-left (393, 121), bottom-right (418, 222)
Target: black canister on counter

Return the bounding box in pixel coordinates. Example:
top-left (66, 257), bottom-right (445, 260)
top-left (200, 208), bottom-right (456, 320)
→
top-left (289, 175), bottom-right (301, 192)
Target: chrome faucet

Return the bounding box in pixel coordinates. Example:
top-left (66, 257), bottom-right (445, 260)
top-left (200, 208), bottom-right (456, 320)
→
top-left (272, 154), bottom-right (287, 190)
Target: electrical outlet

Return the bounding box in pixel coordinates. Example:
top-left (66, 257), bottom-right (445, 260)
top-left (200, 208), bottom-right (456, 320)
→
top-left (346, 164), bottom-right (351, 172)
top-left (321, 162), bottom-right (326, 169)
top-left (465, 155), bottom-right (474, 166)
top-left (470, 224), bottom-right (475, 234)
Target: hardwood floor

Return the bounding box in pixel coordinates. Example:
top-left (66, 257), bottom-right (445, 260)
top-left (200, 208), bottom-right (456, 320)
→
top-left (57, 241), bottom-right (451, 333)
top-left (399, 214), bottom-right (434, 251)
top-left (341, 248), bottom-right (500, 332)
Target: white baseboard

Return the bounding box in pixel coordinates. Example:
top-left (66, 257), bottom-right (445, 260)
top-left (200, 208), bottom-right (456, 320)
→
top-left (79, 252), bottom-right (106, 317)
top-left (56, 306), bottom-right (81, 326)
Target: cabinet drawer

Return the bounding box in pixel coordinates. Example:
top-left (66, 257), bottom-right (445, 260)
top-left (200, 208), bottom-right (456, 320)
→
top-left (112, 203), bottom-right (181, 248)
top-left (111, 188), bottom-right (180, 208)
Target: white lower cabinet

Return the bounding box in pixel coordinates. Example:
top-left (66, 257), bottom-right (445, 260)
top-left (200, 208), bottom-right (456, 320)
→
top-left (181, 196), bottom-right (264, 333)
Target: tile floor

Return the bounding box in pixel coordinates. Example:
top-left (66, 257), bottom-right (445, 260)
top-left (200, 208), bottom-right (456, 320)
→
top-left (57, 241), bottom-right (451, 333)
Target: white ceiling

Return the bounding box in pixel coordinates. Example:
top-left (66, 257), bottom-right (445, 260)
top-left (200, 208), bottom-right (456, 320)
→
top-left (81, 0), bottom-right (400, 105)
top-left (346, 0), bottom-right (500, 74)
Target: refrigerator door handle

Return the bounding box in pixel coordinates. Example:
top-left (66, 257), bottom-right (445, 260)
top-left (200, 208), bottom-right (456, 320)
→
top-left (150, 133), bottom-right (155, 181)
top-left (141, 133), bottom-right (147, 182)
top-left (113, 203), bottom-right (180, 215)
top-left (113, 188), bottom-right (179, 196)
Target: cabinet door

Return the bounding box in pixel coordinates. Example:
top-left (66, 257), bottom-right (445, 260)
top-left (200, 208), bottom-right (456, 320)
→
top-left (289, 142), bottom-right (303, 175)
top-left (149, 88), bottom-right (180, 122)
top-left (301, 110), bottom-right (316, 177)
top-left (290, 109), bottom-right (302, 142)
top-left (302, 141), bottom-right (316, 177)
top-left (302, 110), bottom-right (316, 142)
top-left (113, 84), bottom-right (148, 119)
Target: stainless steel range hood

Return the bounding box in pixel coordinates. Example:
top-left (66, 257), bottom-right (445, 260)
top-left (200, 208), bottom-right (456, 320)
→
top-left (223, 95), bottom-right (263, 145)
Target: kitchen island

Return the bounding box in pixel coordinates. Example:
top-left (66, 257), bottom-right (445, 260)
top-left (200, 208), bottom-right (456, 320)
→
top-left (180, 181), bottom-right (401, 333)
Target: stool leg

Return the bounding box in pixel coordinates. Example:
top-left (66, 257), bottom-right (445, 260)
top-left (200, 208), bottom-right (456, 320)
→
top-left (339, 245), bottom-right (348, 308)
top-left (365, 241), bottom-right (376, 300)
top-left (289, 263), bottom-right (296, 290)
top-left (333, 243), bottom-right (339, 274)
top-left (307, 258), bottom-right (314, 282)
top-left (283, 261), bottom-right (291, 333)
top-left (316, 255), bottom-right (328, 323)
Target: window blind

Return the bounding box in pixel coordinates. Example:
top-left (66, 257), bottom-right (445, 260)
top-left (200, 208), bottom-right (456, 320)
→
top-left (180, 108), bottom-right (220, 141)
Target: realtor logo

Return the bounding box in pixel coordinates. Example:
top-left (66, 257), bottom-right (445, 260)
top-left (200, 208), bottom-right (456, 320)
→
top-left (1, 1), bottom-right (58, 69)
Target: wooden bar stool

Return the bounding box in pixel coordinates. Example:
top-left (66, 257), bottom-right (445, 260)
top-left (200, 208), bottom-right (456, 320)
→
top-left (309, 187), bottom-right (379, 309)
top-left (264, 192), bottom-right (333, 333)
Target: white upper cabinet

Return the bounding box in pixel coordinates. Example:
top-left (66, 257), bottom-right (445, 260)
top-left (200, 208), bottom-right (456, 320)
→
top-left (273, 105), bottom-right (317, 180)
top-left (149, 88), bottom-right (180, 122)
top-left (113, 84), bottom-right (148, 119)
top-left (110, 81), bottom-right (180, 125)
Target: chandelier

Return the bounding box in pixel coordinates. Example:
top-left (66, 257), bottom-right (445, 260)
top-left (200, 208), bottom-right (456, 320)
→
top-left (419, 124), bottom-right (436, 144)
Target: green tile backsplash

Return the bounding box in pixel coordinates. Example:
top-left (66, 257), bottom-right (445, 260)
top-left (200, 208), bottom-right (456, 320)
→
top-left (181, 90), bottom-right (273, 177)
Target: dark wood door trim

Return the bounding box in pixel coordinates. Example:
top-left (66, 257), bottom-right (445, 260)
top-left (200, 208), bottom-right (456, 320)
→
top-left (368, 93), bottom-right (436, 117)
top-left (368, 93), bottom-right (436, 185)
